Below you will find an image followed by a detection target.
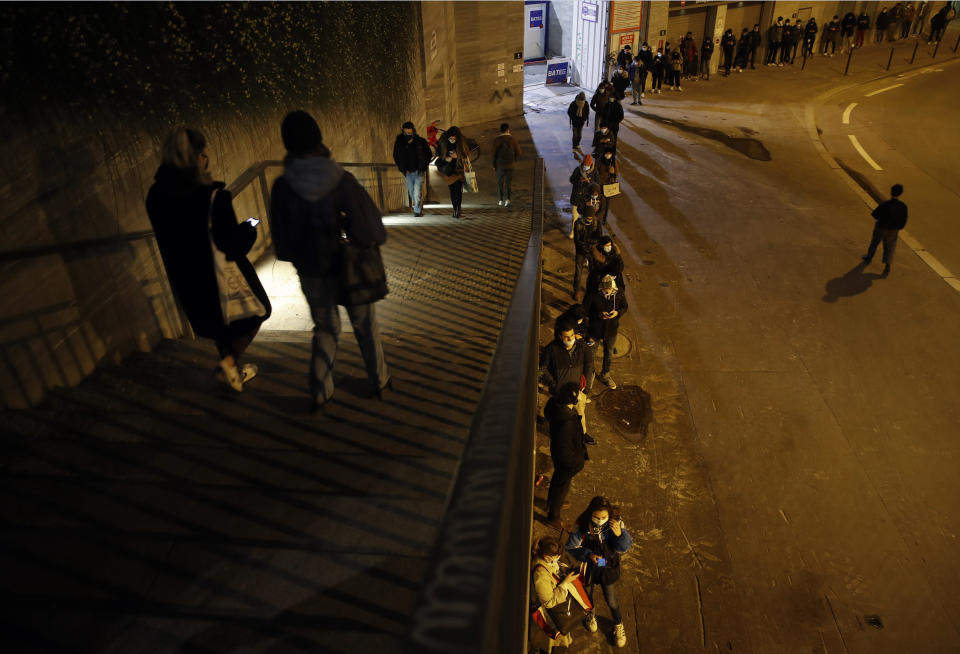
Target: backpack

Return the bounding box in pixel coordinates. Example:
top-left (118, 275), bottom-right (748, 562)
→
top-left (495, 137), bottom-right (515, 168)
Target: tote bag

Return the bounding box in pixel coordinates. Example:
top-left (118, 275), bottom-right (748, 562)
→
top-left (463, 158), bottom-right (479, 193)
top-left (207, 190), bottom-right (267, 324)
top-left (603, 182), bottom-right (621, 197)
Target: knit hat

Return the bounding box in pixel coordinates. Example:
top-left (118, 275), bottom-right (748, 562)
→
top-left (582, 205), bottom-right (597, 218)
top-left (582, 154), bottom-right (594, 168)
top-left (598, 235), bottom-right (613, 247)
top-left (281, 110), bottom-right (323, 156)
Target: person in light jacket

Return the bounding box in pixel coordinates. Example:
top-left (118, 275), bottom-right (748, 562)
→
top-left (530, 536), bottom-right (579, 652)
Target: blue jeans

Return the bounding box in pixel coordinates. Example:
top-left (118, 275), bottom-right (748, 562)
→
top-left (298, 274), bottom-right (390, 403)
top-left (587, 579), bottom-right (622, 625)
top-left (496, 168), bottom-right (513, 201)
top-left (404, 171), bottom-right (424, 213)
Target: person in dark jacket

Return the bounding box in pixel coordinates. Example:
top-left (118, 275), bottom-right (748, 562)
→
top-left (392, 121), bottom-right (432, 217)
top-left (627, 56), bottom-right (644, 105)
top-left (544, 382), bottom-right (590, 524)
top-left (580, 180), bottom-right (609, 230)
top-left (929, 6), bottom-right (949, 43)
top-left (681, 32), bottom-right (698, 78)
top-left (595, 149), bottom-right (617, 188)
top-left (767, 16), bottom-right (785, 65)
top-left (862, 183), bottom-right (909, 275)
top-left (638, 42), bottom-right (654, 94)
top-left (700, 35), bottom-right (714, 79)
top-left (540, 315), bottom-right (596, 433)
top-left (572, 206), bottom-right (604, 301)
top-left (856, 11), bottom-right (871, 48)
top-left (746, 24), bottom-right (762, 68)
top-left (589, 83), bottom-right (609, 125)
top-left (493, 122), bottom-right (522, 207)
top-left (785, 19), bottom-right (803, 63)
top-left (841, 12), bottom-right (857, 53)
top-left (734, 28), bottom-right (751, 71)
top-left (587, 235), bottom-right (625, 293)
top-left (583, 274), bottom-right (627, 389)
top-left (650, 50), bottom-right (665, 93)
top-left (668, 47), bottom-right (684, 89)
top-left (721, 29), bottom-right (736, 75)
top-left (876, 8), bottom-right (890, 43)
top-left (591, 121), bottom-right (615, 158)
top-left (565, 496), bottom-right (633, 648)
top-left (901, 2), bottom-right (916, 38)
top-left (270, 111), bottom-right (389, 411)
top-left (567, 91), bottom-right (591, 152)
top-left (610, 66), bottom-right (630, 100)
top-left (616, 44), bottom-right (633, 69)
top-left (821, 16), bottom-right (840, 55)
top-left (146, 126), bottom-right (271, 393)
top-left (600, 96), bottom-right (625, 151)
top-left (802, 18), bottom-right (819, 58)
top-left (435, 125), bottom-right (470, 218)
top-left (569, 154), bottom-right (598, 225)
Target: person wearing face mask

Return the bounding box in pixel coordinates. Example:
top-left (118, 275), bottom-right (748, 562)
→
top-left (576, 183), bottom-right (608, 239)
top-left (638, 42), bottom-right (653, 95)
top-left (589, 82), bottom-right (609, 121)
top-left (767, 16), bottom-right (784, 66)
top-left (584, 274), bottom-right (627, 390)
top-left (569, 155), bottom-right (598, 236)
top-left (700, 35), bottom-right (714, 80)
top-left (572, 206), bottom-right (604, 302)
top-left (721, 28), bottom-right (736, 75)
top-left (540, 315), bottom-right (596, 433)
top-left (434, 125), bottom-right (469, 218)
top-left (529, 536), bottom-right (579, 651)
top-left (600, 95), bottom-right (625, 152)
top-left (544, 382), bottom-right (591, 527)
top-left (627, 55), bottom-right (644, 105)
top-left (392, 121), bottom-right (432, 217)
top-left (566, 496), bottom-right (633, 648)
top-left (591, 122), bottom-right (614, 155)
top-left (610, 65), bottom-right (629, 101)
top-left (567, 91), bottom-right (590, 153)
top-left (650, 49), bottom-right (665, 93)
top-left (588, 235), bottom-right (624, 293)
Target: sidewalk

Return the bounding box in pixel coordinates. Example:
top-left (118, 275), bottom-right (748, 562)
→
top-left (0, 119), bottom-right (537, 653)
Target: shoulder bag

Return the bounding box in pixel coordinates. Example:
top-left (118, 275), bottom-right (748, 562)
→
top-left (207, 189), bottom-right (267, 324)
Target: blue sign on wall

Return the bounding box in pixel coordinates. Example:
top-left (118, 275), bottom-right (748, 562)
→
top-left (582, 2), bottom-right (598, 23)
top-left (530, 9), bottom-right (543, 28)
top-left (546, 61), bottom-right (569, 85)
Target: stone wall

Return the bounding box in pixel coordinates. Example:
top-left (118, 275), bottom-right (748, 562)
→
top-left (0, 2), bottom-right (425, 407)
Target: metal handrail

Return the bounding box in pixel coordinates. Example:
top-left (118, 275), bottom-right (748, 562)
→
top-left (0, 160), bottom-right (399, 263)
top-left (407, 158), bottom-right (544, 654)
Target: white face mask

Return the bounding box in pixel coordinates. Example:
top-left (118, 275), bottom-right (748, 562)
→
top-left (448, 137), bottom-right (456, 144)
top-left (601, 127), bottom-right (609, 134)
top-left (603, 245), bottom-right (612, 254)
top-left (562, 337), bottom-right (576, 349)
top-left (592, 516), bottom-right (607, 527)
top-left (603, 289), bottom-right (615, 299)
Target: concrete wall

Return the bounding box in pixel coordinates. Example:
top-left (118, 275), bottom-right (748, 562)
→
top-left (0, 2), bottom-right (426, 408)
top-left (644, 0), bottom-right (671, 51)
top-left (550, 0), bottom-right (577, 57)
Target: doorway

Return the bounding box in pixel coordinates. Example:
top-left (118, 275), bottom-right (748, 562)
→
top-left (525, 2), bottom-right (548, 61)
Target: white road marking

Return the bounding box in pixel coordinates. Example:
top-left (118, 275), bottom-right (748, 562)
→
top-left (842, 102), bottom-right (858, 124)
top-left (864, 83), bottom-right (904, 97)
top-left (848, 134), bottom-right (883, 170)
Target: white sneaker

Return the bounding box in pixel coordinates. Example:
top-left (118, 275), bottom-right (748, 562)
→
top-left (613, 623), bottom-right (627, 647)
top-left (677, 86), bottom-right (683, 91)
top-left (497, 200), bottom-right (503, 206)
top-left (599, 374), bottom-right (617, 389)
top-left (584, 613), bottom-right (598, 633)
top-left (504, 199), bottom-right (510, 207)
top-left (240, 362), bottom-right (258, 384)
top-left (217, 361), bottom-right (243, 392)
top-left (640, 92), bottom-right (645, 97)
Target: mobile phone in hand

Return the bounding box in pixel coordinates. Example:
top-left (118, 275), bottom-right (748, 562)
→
top-left (596, 557), bottom-right (606, 567)
top-left (246, 217), bottom-right (261, 227)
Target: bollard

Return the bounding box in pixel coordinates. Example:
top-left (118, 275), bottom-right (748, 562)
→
top-left (801, 49), bottom-right (807, 71)
top-left (910, 40), bottom-right (919, 63)
top-left (844, 46), bottom-right (854, 75)
top-left (886, 47), bottom-right (895, 70)
top-left (954, 33), bottom-right (960, 54)
top-left (933, 37), bottom-right (941, 58)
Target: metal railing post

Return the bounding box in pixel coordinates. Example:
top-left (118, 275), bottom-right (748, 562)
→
top-left (374, 166), bottom-right (386, 211)
top-left (954, 33), bottom-right (960, 53)
top-left (910, 40), bottom-right (919, 63)
top-left (886, 46), bottom-right (895, 70)
top-left (844, 46), bottom-right (854, 75)
top-left (258, 171), bottom-right (271, 222)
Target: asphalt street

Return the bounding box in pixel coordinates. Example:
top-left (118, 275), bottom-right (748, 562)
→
top-left (527, 46), bottom-right (960, 653)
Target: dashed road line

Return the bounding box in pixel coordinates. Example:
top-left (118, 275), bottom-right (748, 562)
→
top-left (841, 102), bottom-right (858, 124)
top-left (864, 83), bottom-right (904, 97)
top-left (847, 134), bottom-right (883, 170)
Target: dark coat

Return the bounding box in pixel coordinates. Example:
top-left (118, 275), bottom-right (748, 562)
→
top-left (271, 156), bottom-right (387, 283)
top-left (804, 21), bottom-right (819, 39)
top-left (567, 99), bottom-right (590, 128)
top-left (592, 128), bottom-right (615, 151)
top-left (611, 71), bottom-right (629, 99)
top-left (768, 23), bottom-right (784, 43)
top-left (392, 132), bottom-right (431, 174)
top-left (701, 39), bottom-right (714, 59)
top-left (747, 28), bottom-right (762, 49)
top-left (595, 154), bottom-right (617, 184)
top-left (583, 286), bottom-right (628, 341)
top-left (589, 90), bottom-right (609, 115)
top-left (539, 338), bottom-right (595, 394)
top-left (573, 216), bottom-right (603, 257)
top-left (146, 165), bottom-right (269, 339)
top-left (639, 48), bottom-right (654, 67)
top-left (587, 243), bottom-right (625, 291)
top-left (872, 198), bottom-right (908, 230)
top-left (721, 32), bottom-right (736, 52)
top-left (601, 98), bottom-right (624, 128)
top-left (857, 14), bottom-right (871, 30)
top-left (493, 134), bottom-right (522, 170)
top-left (842, 13), bottom-right (857, 35)
top-left (569, 165), bottom-right (599, 205)
top-left (435, 137), bottom-right (468, 184)
top-left (544, 397), bottom-right (588, 473)
top-left (566, 520), bottom-right (633, 585)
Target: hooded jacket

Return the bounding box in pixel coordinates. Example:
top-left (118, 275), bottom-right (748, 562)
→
top-left (544, 396), bottom-right (588, 472)
top-left (569, 164), bottom-right (599, 205)
top-left (573, 215), bottom-right (603, 257)
top-left (588, 243), bottom-right (625, 290)
top-left (842, 13), bottom-right (857, 35)
top-left (145, 164), bottom-right (270, 338)
top-left (539, 338), bottom-right (595, 395)
top-left (270, 156), bottom-right (386, 278)
top-left (567, 97), bottom-right (590, 128)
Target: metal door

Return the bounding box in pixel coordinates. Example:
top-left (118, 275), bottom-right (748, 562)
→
top-left (525, 3), bottom-right (547, 61)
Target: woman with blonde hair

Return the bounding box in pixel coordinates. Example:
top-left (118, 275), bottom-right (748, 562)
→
top-left (530, 535), bottom-right (579, 652)
top-left (146, 127), bottom-right (271, 391)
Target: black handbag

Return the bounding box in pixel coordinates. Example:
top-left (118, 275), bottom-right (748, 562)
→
top-left (337, 239), bottom-right (388, 306)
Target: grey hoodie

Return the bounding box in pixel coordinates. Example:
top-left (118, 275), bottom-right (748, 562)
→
top-left (283, 156), bottom-right (344, 202)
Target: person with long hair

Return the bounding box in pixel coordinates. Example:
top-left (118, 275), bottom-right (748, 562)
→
top-left (435, 125), bottom-right (469, 218)
top-left (530, 536), bottom-right (578, 652)
top-left (145, 127), bottom-right (271, 391)
top-left (565, 495), bottom-right (633, 648)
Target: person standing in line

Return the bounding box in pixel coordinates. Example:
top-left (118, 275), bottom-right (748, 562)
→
top-left (567, 91), bottom-right (591, 154)
top-left (577, 183), bottom-right (607, 232)
top-left (733, 27), bottom-right (750, 71)
top-left (862, 184), bottom-right (908, 276)
top-left (569, 155), bottom-right (598, 235)
top-left (590, 83), bottom-right (609, 124)
top-left (270, 111), bottom-right (389, 411)
top-left (841, 11), bottom-right (857, 53)
top-left (540, 315), bottom-right (596, 438)
top-left (650, 49), bottom-right (666, 93)
top-left (616, 43), bottom-right (633, 69)
top-left (146, 127), bottom-right (271, 392)
top-left (779, 19), bottom-right (794, 63)
top-left (572, 206), bottom-right (604, 302)
top-left (669, 46), bottom-right (684, 88)
top-left (681, 32), bottom-right (698, 79)
top-left (822, 15), bottom-right (841, 55)
top-left (876, 7), bottom-right (890, 43)
top-left (544, 382), bottom-right (591, 526)
top-left (610, 65), bottom-right (630, 101)
top-left (601, 95), bottom-right (625, 150)
top-left (787, 19), bottom-right (804, 62)
top-left (888, 3), bottom-right (903, 41)
top-left (802, 18), bottom-right (819, 58)
top-left (700, 34), bottom-right (714, 79)
top-left (492, 122), bottom-right (522, 208)
top-left (583, 274), bottom-right (626, 390)
top-left (566, 496), bottom-right (633, 649)
top-left (912, 1), bottom-right (928, 36)
top-left (591, 122), bottom-right (615, 156)
top-left (627, 55), bottom-right (644, 105)
top-left (392, 121), bottom-right (432, 218)
top-left (856, 10), bottom-right (871, 48)
top-left (529, 536), bottom-right (578, 652)
top-left (767, 16), bottom-right (784, 65)
top-left (587, 235), bottom-right (625, 293)
top-left (638, 42), bottom-right (653, 95)
top-left (901, 2), bottom-right (916, 38)
top-left (746, 24), bottom-right (762, 69)
top-left (435, 125), bottom-right (469, 218)
top-left (721, 28), bottom-right (737, 75)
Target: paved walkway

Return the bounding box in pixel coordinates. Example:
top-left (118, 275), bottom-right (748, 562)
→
top-left (0, 120), bottom-right (536, 653)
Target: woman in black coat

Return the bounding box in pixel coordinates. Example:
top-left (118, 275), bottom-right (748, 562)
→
top-left (567, 91), bottom-right (590, 151)
top-left (145, 127), bottom-right (271, 391)
top-left (435, 125), bottom-right (470, 218)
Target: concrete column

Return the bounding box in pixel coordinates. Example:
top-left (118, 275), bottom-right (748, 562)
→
top-left (706, 4), bottom-right (727, 75)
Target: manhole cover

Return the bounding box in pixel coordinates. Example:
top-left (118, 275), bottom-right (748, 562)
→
top-left (594, 384), bottom-right (652, 440)
top-left (610, 333), bottom-right (631, 359)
